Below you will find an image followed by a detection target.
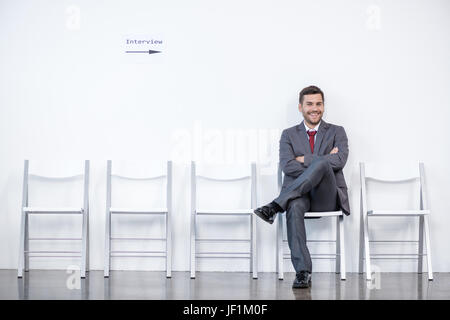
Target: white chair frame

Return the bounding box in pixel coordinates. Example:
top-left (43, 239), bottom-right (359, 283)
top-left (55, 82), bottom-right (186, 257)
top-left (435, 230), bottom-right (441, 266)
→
top-left (276, 163), bottom-right (346, 280)
top-left (104, 160), bottom-right (172, 278)
top-left (17, 160), bottom-right (90, 278)
top-left (190, 161), bottom-right (258, 279)
top-left (358, 162), bottom-right (433, 281)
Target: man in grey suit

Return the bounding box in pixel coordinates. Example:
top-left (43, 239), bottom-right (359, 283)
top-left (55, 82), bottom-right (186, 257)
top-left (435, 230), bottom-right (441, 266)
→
top-left (254, 85), bottom-right (350, 289)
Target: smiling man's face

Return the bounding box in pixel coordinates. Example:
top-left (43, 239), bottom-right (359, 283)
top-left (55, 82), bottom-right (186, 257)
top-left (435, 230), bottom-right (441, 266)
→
top-left (299, 93), bottom-right (324, 128)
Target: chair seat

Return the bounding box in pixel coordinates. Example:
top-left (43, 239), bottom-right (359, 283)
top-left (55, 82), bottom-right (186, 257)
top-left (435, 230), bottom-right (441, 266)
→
top-left (110, 207), bottom-right (168, 214)
top-left (305, 210), bottom-right (343, 217)
top-left (368, 209), bottom-right (430, 216)
top-left (23, 207), bottom-right (83, 214)
top-left (196, 209), bottom-right (253, 215)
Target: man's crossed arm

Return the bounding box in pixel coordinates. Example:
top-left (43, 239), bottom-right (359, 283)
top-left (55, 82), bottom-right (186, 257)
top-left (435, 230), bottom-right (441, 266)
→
top-left (296, 146), bottom-right (338, 163)
top-left (279, 126), bottom-right (349, 178)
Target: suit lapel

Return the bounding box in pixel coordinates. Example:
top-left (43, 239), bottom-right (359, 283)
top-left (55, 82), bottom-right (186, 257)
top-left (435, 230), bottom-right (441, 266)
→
top-left (296, 121), bottom-right (313, 155)
top-left (313, 120), bottom-right (329, 155)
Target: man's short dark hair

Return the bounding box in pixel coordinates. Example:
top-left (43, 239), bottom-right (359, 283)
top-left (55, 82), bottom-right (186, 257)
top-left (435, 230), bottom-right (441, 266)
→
top-left (299, 85), bottom-right (324, 104)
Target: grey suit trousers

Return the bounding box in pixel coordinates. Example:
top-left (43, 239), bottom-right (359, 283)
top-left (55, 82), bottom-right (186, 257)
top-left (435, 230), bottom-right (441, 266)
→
top-left (273, 157), bottom-right (338, 273)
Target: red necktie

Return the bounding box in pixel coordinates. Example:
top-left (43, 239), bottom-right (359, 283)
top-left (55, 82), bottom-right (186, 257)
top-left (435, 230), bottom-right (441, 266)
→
top-left (307, 130), bottom-right (317, 153)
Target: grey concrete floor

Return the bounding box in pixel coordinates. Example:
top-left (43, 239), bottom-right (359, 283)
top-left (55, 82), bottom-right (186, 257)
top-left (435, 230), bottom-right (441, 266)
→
top-left (0, 270), bottom-right (448, 300)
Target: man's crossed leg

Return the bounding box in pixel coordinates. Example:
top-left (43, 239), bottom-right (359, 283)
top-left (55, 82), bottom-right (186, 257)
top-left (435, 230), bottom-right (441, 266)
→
top-left (254, 158), bottom-right (339, 288)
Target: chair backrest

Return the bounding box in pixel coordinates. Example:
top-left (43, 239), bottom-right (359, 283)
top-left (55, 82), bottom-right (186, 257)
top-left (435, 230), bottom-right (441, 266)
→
top-left (23, 160), bottom-right (89, 209)
top-left (191, 161), bottom-right (257, 210)
top-left (359, 162), bottom-right (427, 213)
top-left (106, 160), bottom-right (172, 209)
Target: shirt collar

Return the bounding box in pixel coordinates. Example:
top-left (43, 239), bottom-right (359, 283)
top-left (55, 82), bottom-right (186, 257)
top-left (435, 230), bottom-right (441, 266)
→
top-left (304, 120), bottom-right (321, 132)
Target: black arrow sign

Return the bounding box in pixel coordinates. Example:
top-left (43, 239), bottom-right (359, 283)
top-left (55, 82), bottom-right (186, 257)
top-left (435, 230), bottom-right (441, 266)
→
top-left (125, 50), bottom-right (161, 54)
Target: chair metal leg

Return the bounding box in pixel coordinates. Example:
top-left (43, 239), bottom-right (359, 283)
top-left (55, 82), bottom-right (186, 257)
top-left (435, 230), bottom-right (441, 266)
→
top-left (166, 211), bottom-right (172, 278)
top-left (276, 213), bottom-right (284, 280)
top-left (423, 215), bottom-right (433, 280)
top-left (104, 160), bottom-right (112, 277)
top-left (24, 213), bottom-right (29, 272)
top-left (81, 209), bottom-right (88, 278)
top-left (18, 160), bottom-right (29, 278)
top-left (249, 215), bottom-right (253, 275)
top-left (81, 160), bottom-right (89, 278)
top-left (104, 209), bottom-right (111, 278)
top-left (251, 214), bottom-right (257, 279)
top-left (358, 208), bottom-right (365, 274)
top-left (363, 215), bottom-right (372, 281)
top-left (250, 162), bottom-right (257, 279)
top-left (86, 206), bottom-right (90, 273)
top-left (335, 216), bottom-right (341, 275)
top-left (166, 161), bottom-right (172, 278)
top-left (338, 215), bottom-right (346, 280)
top-left (17, 210), bottom-right (26, 278)
top-left (190, 162), bottom-right (196, 279)
top-left (190, 211), bottom-right (196, 279)
top-left (418, 215), bottom-right (424, 274)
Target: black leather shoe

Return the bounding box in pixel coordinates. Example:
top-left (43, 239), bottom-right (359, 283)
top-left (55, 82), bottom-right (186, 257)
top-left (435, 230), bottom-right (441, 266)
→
top-left (253, 202), bottom-right (281, 224)
top-left (292, 271), bottom-right (312, 289)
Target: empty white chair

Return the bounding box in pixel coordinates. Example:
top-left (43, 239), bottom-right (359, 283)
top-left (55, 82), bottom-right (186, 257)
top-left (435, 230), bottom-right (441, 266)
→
top-left (18, 160), bottom-right (90, 278)
top-left (276, 163), bottom-right (346, 280)
top-left (190, 161), bottom-right (258, 279)
top-left (104, 160), bottom-right (172, 278)
top-left (358, 162), bottom-right (433, 280)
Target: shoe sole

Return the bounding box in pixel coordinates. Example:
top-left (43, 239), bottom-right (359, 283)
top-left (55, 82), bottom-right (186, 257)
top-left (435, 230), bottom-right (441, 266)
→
top-left (253, 210), bottom-right (274, 224)
top-left (292, 280), bottom-right (312, 289)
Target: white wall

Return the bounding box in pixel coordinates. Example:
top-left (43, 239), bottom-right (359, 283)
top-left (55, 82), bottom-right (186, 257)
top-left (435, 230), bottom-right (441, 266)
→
top-left (1, 0), bottom-right (449, 273)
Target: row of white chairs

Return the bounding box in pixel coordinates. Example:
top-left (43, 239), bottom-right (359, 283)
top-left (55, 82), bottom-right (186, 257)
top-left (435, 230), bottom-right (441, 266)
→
top-left (17, 160), bottom-right (433, 281)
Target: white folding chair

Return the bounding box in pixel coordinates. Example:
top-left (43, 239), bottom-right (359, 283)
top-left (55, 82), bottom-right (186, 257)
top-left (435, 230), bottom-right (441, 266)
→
top-left (104, 160), bottom-right (172, 278)
top-left (17, 160), bottom-right (90, 278)
top-left (276, 163), bottom-right (346, 280)
top-left (358, 162), bottom-right (433, 281)
top-left (190, 161), bottom-right (258, 279)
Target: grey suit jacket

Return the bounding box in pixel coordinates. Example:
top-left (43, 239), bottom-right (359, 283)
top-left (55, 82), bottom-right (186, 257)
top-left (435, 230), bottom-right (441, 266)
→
top-left (279, 120), bottom-right (350, 215)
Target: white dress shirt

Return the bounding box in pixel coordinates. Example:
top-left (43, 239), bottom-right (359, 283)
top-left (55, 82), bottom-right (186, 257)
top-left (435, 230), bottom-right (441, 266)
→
top-left (304, 121), bottom-right (321, 143)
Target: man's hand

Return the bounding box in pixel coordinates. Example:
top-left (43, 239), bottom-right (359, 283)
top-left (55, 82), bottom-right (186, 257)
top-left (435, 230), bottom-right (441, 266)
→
top-left (295, 156), bottom-right (304, 163)
top-left (330, 147), bottom-right (338, 154)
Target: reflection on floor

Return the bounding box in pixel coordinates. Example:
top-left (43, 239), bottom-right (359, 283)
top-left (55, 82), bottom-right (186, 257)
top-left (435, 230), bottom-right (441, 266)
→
top-left (0, 270), bottom-right (448, 300)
